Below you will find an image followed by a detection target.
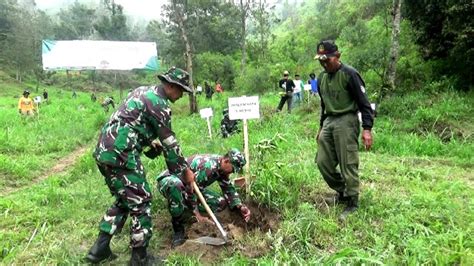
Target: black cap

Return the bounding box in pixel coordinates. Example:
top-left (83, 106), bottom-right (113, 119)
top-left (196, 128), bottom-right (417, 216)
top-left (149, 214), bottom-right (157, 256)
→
top-left (314, 40), bottom-right (338, 60)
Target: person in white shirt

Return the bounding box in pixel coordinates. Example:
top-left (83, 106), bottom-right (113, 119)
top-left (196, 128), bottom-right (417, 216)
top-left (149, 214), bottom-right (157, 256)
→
top-left (292, 74), bottom-right (304, 106)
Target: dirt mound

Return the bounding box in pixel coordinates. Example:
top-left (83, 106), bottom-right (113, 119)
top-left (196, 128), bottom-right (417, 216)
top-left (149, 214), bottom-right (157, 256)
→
top-left (159, 201), bottom-right (280, 264)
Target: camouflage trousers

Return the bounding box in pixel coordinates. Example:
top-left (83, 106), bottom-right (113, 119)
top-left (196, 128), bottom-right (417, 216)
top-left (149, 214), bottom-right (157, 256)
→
top-left (158, 175), bottom-right (227, 218)
top-left (96, 162), bottom-right (153, 248)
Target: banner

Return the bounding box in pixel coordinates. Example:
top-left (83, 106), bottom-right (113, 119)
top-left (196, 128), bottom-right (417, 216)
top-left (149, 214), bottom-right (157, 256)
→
top-left (42, 40), bottom-right (158, 71)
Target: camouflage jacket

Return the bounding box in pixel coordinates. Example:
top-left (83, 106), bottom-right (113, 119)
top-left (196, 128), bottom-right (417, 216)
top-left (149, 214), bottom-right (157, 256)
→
top-left (158, 154), bottom-right (242, 209)
top-left (93, 85), bottom-right (188, 176)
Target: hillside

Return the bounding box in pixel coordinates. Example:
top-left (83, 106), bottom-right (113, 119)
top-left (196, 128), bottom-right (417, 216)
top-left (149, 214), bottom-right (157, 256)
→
top-left (0, 85), bottom-right (472, 264)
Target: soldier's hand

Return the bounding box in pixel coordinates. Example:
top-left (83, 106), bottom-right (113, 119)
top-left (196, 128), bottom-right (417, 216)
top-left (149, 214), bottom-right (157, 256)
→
top-left (194, 211), bottom-right (214, 225)
top-left (237, 204), bottom-right (251, 223)
top-left (316, 129), bottom-right (322, 143)
top-left (144, 142), bottom-right (163, 159)
top-left (362, 129), bottom-right (373, 151)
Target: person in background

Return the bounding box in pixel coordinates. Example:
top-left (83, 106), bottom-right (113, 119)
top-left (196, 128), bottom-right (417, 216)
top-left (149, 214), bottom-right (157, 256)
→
top-left (276, 70), bottom-right (295, 113)
top-left (18, 89), bottom-right (35, 116)
top-left (91, 92), bottom-right (97, 102)
top-left (292, 74), bottom-right (304, 106)
top-left (101, 96), bottom-right (115, 112)
top-left (43, 89), bottom-right (49, 103)
top-left (205, 81), bottom-right (213, 100)
top-left (72, 90), bottom-right (77, 98)
top-left (215, 81), bottom-right (223, 93)
top-left (157, 148), bottom-right (250, 248)
top-left (308, 73), bottom-right (318, 96)
top-left (86, 67), bottom-right (199, 265)
top-left (314, 40), bottom-right (374, 221)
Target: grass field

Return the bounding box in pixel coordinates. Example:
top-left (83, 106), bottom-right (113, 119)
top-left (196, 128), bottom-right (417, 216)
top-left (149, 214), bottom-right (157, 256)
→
top-left (0, 85), bottom-right (473, 265)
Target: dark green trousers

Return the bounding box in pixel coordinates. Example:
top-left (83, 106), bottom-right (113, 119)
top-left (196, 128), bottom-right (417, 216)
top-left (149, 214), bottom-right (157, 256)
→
top-left (316, 112), bottom-right (360, 197)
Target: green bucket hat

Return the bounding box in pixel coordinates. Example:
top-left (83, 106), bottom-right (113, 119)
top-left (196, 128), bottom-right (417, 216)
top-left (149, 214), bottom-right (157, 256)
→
top-left (226, 148), bottom-right (246, 173)
top-left (157, 67), bottom-right (192, 93)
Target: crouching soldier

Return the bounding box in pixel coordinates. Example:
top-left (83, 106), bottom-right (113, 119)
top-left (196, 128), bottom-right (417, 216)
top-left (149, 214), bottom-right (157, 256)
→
top-left (101, 96), bottom-right (115, 112)
top-left (220, 108), bottom-right (240, 138)
top-left (157, 148), bottom-right (251, 248)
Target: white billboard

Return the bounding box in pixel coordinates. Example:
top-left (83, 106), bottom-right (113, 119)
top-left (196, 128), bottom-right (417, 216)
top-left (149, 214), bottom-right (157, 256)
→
top-left (42, 40), bottom-right (158, 71)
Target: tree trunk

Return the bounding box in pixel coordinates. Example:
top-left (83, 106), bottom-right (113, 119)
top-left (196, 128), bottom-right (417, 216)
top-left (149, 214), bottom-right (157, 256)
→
top-left (173, 2), bottom-right (197, 114)
top-left (239, 0), bottom-right (249, 75)
top-left (386, 0), bottom-right (402, 97)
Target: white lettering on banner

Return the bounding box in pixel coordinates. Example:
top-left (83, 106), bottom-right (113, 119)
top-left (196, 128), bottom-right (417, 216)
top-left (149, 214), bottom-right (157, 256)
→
top-left (199, 107), bottom-right (213, 118)
top-left (228, 96), bottom-right (260, 120)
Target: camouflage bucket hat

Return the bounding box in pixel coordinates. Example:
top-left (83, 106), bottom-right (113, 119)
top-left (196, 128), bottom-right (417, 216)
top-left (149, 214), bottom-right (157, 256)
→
top-left (227, 148), bottom-right (246, 173)
top-left (157, 67), bottom-right (193, 93)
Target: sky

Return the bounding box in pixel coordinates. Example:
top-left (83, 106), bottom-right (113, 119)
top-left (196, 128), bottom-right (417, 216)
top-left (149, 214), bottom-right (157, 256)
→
top-left (35, 0), bottom-right (168, 21)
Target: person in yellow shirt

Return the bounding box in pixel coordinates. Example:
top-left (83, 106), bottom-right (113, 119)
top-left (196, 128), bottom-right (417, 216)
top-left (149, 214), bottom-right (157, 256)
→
top-left (18, 90), bottom-right (35, 116)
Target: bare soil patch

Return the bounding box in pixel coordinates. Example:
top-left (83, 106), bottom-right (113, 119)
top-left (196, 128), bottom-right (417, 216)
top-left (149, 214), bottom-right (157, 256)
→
top-left (157, 201), bottom-right (280, 264)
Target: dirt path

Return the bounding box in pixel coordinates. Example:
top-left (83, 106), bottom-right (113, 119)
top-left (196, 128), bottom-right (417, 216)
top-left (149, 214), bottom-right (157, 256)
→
top-left (1, 146), bottom-right (89, 196)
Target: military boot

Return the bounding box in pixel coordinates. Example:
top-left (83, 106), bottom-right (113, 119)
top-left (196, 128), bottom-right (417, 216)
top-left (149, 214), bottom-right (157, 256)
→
top-left (339, 195), bottom-right (359, 222)
top-left (85, 231), bottom-right (116, 263)
top-left (171, 216), bottom-right (186, 248)
top-left (324, 191), bottom-right (348, 206)
top-left (129, 247), bottom-right (159, 266)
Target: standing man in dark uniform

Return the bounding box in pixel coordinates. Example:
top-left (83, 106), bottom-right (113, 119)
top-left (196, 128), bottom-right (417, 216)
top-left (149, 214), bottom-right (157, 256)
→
top-left (86, 67), bottom-right (197, 265)
top-left (276, 70), bottom-right (295, 113)
top-left (314, 40), bottom-right (374, 221)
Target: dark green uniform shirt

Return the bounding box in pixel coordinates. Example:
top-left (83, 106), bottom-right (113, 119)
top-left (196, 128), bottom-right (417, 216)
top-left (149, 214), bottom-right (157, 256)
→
top-left (317, 63), bottom-right (374, 129)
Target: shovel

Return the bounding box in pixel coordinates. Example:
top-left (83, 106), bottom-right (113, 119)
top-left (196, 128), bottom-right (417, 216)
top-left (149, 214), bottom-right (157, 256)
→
top-left (190, 182), bottom-right (228, 246)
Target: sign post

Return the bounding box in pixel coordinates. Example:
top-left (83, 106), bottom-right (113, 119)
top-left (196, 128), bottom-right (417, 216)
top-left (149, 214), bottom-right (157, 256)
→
top-left (228, 96), bottom-right (260, 186)
top-left (34, 96), bottom-right (42, 119)
top-left (199, 107), bottom-right (213, 139)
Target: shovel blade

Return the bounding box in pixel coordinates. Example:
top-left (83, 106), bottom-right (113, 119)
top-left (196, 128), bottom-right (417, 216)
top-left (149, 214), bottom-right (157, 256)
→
top-left (192, 236), bottom-right (227, 246)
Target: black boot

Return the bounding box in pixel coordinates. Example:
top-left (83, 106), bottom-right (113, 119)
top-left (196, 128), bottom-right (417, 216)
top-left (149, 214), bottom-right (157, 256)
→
top-left (171, 216), bottom-right (186, 248)
top-left (324, 191), bottom-right (348, 205)
top-left (129, 247), bottom-right (158, 266)
top-left (339, 195), bottom-right (359, 222)
top-left (85, 231), bottom-right (116, 263)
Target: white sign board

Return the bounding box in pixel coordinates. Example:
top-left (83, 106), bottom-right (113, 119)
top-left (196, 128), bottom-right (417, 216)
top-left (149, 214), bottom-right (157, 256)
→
top-left (228, 96), bottom-right (260, 120)
top-left (196, 85), bottom-right (203, 92)
top-left (42, 40), bottom-right (158, 71)
top-left (304, 84), bottom-right (312, 91)
top-left (34, 96), bottom-right (42, 103)
top-left (199, 108), bottom-right (213, 118)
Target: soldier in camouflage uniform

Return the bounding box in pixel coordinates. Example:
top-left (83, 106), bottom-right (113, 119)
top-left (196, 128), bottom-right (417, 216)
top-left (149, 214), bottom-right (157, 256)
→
top-left (86, 67), bottom-right (197, 265)
top-left (157, 148), bottom-right (251, 247)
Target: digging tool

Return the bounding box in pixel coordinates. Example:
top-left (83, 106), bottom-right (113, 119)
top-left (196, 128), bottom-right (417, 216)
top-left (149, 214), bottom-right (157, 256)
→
top-left (190, 182), bottom-right (228, 246)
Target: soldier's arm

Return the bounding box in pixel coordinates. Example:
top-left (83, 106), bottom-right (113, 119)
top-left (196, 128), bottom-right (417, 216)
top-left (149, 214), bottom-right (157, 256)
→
top-left (347, 71), bottom-right (374, 130)
top-left (218, 174), bottom-right (242, 209)
top-left (147, 104), bottom-right (189, 179)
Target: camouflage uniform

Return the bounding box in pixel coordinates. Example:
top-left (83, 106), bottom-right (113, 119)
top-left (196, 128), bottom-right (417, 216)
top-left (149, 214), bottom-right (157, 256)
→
top-left (157, 154), bottom-right (242, 218)
top-left (93, 84), bottom-right (188, 248)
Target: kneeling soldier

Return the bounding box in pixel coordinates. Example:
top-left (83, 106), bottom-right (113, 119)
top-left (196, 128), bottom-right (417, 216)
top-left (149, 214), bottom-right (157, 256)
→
top-left (157, 148), bottom-right (251, 247)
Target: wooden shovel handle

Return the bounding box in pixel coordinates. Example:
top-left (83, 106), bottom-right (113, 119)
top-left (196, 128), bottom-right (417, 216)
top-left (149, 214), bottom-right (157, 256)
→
top-left (192, 182), bottom-right (228, 240)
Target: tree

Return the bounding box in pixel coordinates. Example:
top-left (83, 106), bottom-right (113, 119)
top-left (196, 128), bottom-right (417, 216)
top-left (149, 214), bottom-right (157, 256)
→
top-left (165, 0), bottom-right (198, 113)
top-left (93, 0), bottom-right (131, 41)
top-left (53, 2), bottom-right (96, 40)
top-left (386, 0), bottom-right (401, 95)
top-left (236, 0), bottom-right (254, 75)
top-left (404, 0), bottom-right (474, 90)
